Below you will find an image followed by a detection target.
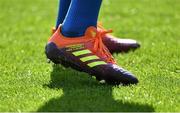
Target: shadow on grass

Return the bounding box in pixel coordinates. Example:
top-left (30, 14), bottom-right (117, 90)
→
top-left (37, 65), bottom-right (154, 112)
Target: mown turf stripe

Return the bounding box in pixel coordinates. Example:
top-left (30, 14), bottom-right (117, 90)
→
top-left (87, 61), bottom-right (107, 67)
top-left (80, 55), bottom-right (99, 62)
top-left (72, 50), bottom-right (91, 56)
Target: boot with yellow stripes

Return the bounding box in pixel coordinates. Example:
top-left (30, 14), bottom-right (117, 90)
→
top-left (45, 26), bottom-right (138, 85)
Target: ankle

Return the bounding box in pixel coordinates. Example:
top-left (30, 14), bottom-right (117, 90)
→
top-left (61, 25), bottom-right (85, 37)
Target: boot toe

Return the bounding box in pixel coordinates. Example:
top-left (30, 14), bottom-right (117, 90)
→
top-left (94, 64), bottom-right (139, 85)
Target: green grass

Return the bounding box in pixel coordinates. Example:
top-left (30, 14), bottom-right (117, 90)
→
top-left (0, 0), bottom-right (179, 112)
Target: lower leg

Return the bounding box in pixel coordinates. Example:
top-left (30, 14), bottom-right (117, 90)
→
top-left (62, 0), bottom-right (102, 37)
top-left (56, 0), bottom-right (71, 29)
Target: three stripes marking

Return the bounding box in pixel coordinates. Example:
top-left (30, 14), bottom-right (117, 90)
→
top-left (72, 49), bottom-right (106, 67)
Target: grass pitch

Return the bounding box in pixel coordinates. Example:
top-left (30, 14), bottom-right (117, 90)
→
top-left (0, 0), bottom-right (179, 112)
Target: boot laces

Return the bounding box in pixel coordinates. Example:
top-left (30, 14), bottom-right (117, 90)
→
top-left (92, 29), bottom-right (116, 64)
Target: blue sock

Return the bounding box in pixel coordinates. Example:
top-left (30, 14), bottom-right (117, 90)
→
top-left (62, 0), bottom-right (102, 37)
top-left (56, 0), bottom-right (71, 29)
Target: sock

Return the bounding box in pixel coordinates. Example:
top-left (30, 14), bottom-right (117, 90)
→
top-left (56, 0), bottom-right (71, 29)
top-left (62, 0), bottom-right (102, 37)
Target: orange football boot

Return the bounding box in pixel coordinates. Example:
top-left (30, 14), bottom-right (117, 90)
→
top-left (46, 26), bottom-right (138, 85)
